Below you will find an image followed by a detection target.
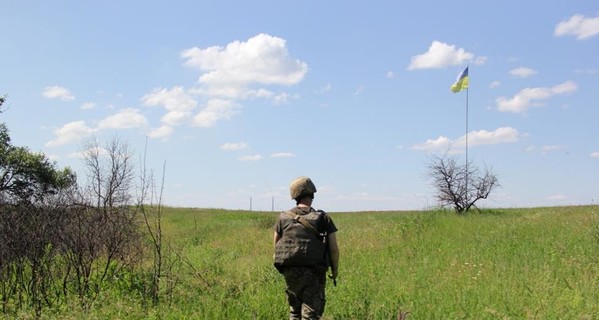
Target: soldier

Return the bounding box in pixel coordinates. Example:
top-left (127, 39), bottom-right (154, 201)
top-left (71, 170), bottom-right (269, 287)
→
top-left (273, 176), bottom-right (340, 320)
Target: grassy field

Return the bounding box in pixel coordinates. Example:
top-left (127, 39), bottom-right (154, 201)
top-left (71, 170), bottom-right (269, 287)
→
top-left (15, 205), bottom-right (599, 319)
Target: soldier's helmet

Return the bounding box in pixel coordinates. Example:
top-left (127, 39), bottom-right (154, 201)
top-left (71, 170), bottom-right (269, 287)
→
top-left (290, 176), bottom-right (317, 200)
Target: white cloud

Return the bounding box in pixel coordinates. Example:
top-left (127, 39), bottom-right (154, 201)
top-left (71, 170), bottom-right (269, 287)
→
top-left (220, 142), bottom-right (249, 151)
top-left (147, 125), bottom-right (174, 139)
top-left (474, 56), bottom-right (488, 65)
top-left (161, 111), bottom-right (190, 126)
top-left (412, 136), bottom-right (452, 153)
top-left (270, 152), bottom-right (294, 158)
top-left (540, 145), bottom-right (564, 154)
top-left (464, 127), bottom-right (520, 147)
top-left (192, 99), bottom-right (240, 127)
top-left (315, 83), bottom-right (332, 94)
top-left (489, 81), bottom-right (501, 88)
top-left (496, 81), bottom-right (577, 113)
top-left (176, 34), bottom-right (308, 127)
top-left (81, 102), bottom-right (95, 110)
top-left (238, 154), bottom-right (263, 161)
top-left (46, 121), bottom-right (96, 147)
top-left (97, 108), bottom-right (149, 129)
top-left (274, 92), bottom-right (299, 105)
top-left (182, 33), bottom-right (308, 99)
top-left (69, 146), bottom-right (108, 159)
top-left (353, 85), bottom-right (365, 95)
top-left (141, 86), bottom-right (197, 126)
top-left (230, 87), bottom-right (296, 105)
top-left (510, 67), bottom-right (538, 78)
top-left (412, 127), bottom-right (519, 153)
top-left (42, 86), bottom-right (75, 101)
top-left (552, 81), bottom-right (578, 94)
top-left (527, 145), bottom-right (566, 155)
top-left (247, 88), bottom-right (274, 99)
top-left (46, 108), bottom-right (152, 147)
top-left (386, 71), bottom-right (395, 79)
top-left (591, 152), bottom-right (599, 158)
top-left (407, 41), bottom-right (475, 70)
top-left (188, 84), bottom-right (247, 99)
top-left (555, 13), bottom-right (599, 40)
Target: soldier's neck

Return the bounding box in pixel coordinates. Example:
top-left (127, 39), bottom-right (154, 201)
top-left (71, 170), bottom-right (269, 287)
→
top-left (297, 204), bottom-right (313, 214)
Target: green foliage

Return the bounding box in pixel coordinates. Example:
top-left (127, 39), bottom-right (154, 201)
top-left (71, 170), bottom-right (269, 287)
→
top-left (0, 95), bottom-right (5, 114)
top-left (0, 123), bottom-right (76, 202)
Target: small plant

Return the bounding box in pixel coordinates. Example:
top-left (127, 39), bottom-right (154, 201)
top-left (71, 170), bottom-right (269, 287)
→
top-left (397, 308), bottom-right (411, 320)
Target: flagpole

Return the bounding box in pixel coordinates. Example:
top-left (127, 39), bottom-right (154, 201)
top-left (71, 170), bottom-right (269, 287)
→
top-left (451, 66), bottom-right (470, 202)
top-left (465, 85), bottom-right (469, 197)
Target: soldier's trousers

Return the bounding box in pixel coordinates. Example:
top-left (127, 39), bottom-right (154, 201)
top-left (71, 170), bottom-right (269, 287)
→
top-left (282, 266), bottom-right (327, 320)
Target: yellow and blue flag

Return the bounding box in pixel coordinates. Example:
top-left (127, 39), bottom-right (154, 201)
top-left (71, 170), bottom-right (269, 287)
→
top-left (451, 67), bottom-right (469, 93)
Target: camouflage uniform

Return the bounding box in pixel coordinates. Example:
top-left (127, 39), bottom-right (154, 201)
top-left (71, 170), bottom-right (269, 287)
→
top-left (274, 177), bottom-right (338, 320)
top-left (274, 207), bottom-right (337, 320)
top-left (283, 266), bottom-right (327, 320)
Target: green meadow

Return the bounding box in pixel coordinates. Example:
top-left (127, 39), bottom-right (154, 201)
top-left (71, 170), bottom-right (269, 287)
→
top-left (13, 206), bottom-right (599, 319)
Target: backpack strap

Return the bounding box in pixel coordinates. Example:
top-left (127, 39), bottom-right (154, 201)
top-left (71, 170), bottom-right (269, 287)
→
top-left (285, 209), bottom-right (321, 237)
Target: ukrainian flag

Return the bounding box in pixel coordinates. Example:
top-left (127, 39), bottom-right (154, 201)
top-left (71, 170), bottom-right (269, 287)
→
top-left (451, 67), bottom-right (469, 93)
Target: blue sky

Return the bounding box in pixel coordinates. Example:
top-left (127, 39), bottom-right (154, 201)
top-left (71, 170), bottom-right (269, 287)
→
top-left (1, 1), bottom-right (598, 212)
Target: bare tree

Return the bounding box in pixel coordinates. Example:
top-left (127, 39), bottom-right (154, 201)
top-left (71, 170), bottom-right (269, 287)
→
top-left (427, 154), bottom-right (499, 213)
top-left (80, 136), bottom-right (133, 210)
top-left (66, 135), bottom-right (140, 309)
top-left (137, 137), bottom-right (165, 306)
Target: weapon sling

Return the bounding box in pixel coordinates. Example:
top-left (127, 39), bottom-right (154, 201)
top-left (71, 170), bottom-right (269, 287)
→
top-left (286, 210), bottom-right (321, 236)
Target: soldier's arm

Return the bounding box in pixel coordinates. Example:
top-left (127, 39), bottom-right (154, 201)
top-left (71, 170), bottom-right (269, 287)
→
top-left (273, 231), bottom-right (282, 260)
top-left (273, 231), bottom-right (281, 247)
top-left (327, 232), bottom-right (339, 279)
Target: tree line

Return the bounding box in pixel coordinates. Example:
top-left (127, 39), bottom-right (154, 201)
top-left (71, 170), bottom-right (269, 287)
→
top-left (0, 97), bottom-right (169, 317)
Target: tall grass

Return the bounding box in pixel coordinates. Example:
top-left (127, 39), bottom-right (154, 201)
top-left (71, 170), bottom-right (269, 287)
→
top-left (8, 206), bottom-right (598, 319)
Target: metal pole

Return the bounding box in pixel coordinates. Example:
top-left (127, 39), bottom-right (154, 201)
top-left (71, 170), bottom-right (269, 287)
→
top-left (465, 86), bottom-right (469, 196)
